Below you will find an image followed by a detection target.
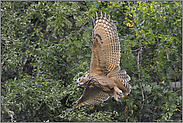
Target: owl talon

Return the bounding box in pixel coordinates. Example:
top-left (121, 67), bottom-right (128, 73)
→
top-left (114, 86), bottom-right (123, 95)
top-left (117, 90), bottom-right (122, 95)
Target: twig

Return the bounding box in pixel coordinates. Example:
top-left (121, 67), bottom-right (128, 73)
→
top-left (137, 47), bottom-right (145, 109)
top-left (165, 49), bottom-right (170, 61)
top-left (79, 18), bottom-right (89, 32)
top-left (91, 15), bottom-right (95, 40)
top-left (137, 47), bottom-right (142, 79)
top-left (20, 58), bottom-right (27, 74)
top-left (131, 48), bottom-right (141, 52)
top-left (177, 108), bottom-right (182, 113)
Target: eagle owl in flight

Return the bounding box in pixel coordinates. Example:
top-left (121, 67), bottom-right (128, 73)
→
top-left (67, 12), bottom-right (131, 111)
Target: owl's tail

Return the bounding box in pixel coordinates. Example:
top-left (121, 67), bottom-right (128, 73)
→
top-left (115, 70), bottom-right (131, 95)
top-left (107, 66), bottom-right (131, 95)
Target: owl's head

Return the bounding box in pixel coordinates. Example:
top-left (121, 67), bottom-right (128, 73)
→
top-left (76, 73), bottom-right (89, 87)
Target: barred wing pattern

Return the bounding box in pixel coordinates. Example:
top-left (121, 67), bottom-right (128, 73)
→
top-left (73, 86), bottom-right (110, 110)
top-left (90, 12), bottom-right (121, 75)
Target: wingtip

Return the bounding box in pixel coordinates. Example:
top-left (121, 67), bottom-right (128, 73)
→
top-left (107, 15), bottom-right (110, 21)
top-left (100, 11), bottom-right (102, 19)
top-left (103, 12), bottom-right (106, 19)
top-left (91, 16), bottom-right (95, 28)
top-left (95, 12), bottom-right (98, 20)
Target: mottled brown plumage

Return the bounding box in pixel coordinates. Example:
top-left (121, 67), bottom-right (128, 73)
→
top-left (67, 12), bottom-right (131, 111)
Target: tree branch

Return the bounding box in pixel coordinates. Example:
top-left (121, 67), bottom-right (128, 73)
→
top-left (137, 47), bottom-right (145, 109)
top-left (79, 18), bottom-right (89, 32)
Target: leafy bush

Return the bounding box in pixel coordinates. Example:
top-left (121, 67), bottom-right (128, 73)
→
top-left (1, 1), bottom-right (182, 122)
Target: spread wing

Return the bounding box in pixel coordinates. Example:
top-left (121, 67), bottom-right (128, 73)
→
top-left (73, 85), bottom-right (110, 110)
top-left (89, 34), bottom-right (107, 76)
top-left (89, 12), bottom-right (121, 76)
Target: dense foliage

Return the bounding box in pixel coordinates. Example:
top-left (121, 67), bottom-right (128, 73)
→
top-left (1, 1), bottom-right (182, 122)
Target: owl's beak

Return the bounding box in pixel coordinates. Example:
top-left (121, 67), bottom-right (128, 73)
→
top-left (76, 80), bottom-right (84, 87)
top-left (76, 80), bottom-right (81, 86)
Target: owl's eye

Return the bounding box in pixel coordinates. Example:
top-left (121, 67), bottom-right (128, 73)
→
top-left (79, 78), bottom-right (81, 81)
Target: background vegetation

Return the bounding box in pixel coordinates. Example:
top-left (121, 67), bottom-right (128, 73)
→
top-left (1, 1), bottom-right (182, 122)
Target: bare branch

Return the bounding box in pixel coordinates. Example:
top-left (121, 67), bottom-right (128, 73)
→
top-left (137, 47), bottom-right (145, 109)
top-left (79, 19), bottom-right (89, 32)
top-left (131, 48), bottom-right (141, 52)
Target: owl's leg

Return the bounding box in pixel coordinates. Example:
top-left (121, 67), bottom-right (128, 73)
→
top-left (112, 88), bottom-right (121, 102)
top-left (114, 86), bottom-right (122, 95)
top-left (113, 77), bottom-right (128, 93)
top-left (114, 86), bottom-right (124, 99)
top-left (113, 89), bottom-right (119, 101)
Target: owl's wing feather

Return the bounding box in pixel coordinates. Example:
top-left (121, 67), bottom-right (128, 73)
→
top-left (90, 12), bottom-right (121, 75)
top-left (115, 70), bottom-right (131, 83)
top-left (73, 86), bottom-right (110, 110)
top-left (89, 34), bottom-right (107, 76)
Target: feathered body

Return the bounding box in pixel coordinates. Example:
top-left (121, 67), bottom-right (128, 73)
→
top-left (67, 12), bottom-right (131, 111)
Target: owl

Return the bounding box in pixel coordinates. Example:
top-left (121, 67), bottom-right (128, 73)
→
top-left (67, 12), bottom-right (131, 111)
